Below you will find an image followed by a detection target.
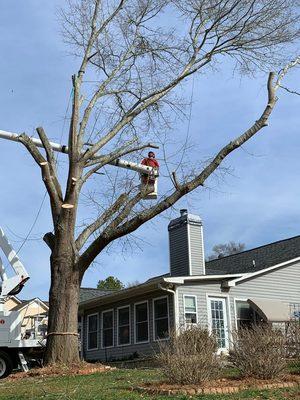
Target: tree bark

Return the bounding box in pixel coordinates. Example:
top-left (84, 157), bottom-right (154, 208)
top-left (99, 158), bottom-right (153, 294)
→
top-left (44, 238), bottom-right (81, 365)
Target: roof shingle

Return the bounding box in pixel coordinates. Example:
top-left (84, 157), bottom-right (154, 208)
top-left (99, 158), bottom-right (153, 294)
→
top-left (206, 235), bottom-right (300, 275)
top-left (79, 288), bottom-right (117, 303)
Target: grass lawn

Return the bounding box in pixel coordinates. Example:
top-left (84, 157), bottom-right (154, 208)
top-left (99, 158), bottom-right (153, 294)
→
top-left (0, 369), bottom-right (299, 400)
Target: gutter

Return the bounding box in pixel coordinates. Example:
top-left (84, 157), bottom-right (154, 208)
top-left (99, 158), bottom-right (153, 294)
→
top-left (162, 273), bottom-right (244, 285)
top-left (158, 283), bottom-right (180, 331)
top-left (79, 278), bottom-right (165, 310)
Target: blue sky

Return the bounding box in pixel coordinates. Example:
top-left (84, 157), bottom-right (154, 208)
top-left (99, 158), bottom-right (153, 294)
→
top-left (0, 1), bottom-right (299, 300)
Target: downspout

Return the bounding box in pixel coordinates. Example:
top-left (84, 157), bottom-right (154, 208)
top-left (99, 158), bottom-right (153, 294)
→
top-left (158, 283), bottom-right (180, 332)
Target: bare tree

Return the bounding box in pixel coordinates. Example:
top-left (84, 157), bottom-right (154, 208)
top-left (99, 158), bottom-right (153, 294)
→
top-left (10, 0), bottom-right (300, 364)
top-left (207, 241), bottom-right (245, 260)
top-left (126, 280), bottom-right (141, 288)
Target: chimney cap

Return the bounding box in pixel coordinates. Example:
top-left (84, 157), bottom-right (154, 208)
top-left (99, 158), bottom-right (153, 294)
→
top-left (168, 211), bottom-right (202, 230)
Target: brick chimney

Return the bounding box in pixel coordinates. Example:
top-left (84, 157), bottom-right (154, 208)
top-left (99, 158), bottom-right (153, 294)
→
top-left (168, 210), bottom-right (205, 276)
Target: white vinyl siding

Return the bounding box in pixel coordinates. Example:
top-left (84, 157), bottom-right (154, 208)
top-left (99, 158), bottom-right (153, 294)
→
top-left (87, 313), bottom-right (98, 350)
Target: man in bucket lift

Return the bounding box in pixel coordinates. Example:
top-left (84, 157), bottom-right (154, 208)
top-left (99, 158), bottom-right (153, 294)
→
top-left (141, 151), bottom-right (159, 183)
top-left (140, 151), bottom-right (159, 199)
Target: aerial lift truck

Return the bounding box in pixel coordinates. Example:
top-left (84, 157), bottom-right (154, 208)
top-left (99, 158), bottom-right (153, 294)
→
top-left (0, 228), bottom-right (44, 378)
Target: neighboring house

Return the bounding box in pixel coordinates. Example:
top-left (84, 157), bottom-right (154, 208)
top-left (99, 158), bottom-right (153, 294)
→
top-left (79, 209), bottom-right (300, 362)
top-left (5, 297), bottom-right (49, 339)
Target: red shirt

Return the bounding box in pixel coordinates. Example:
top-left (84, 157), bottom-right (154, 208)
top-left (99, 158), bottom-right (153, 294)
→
top-left (141, 157), bottom-right (159, 168)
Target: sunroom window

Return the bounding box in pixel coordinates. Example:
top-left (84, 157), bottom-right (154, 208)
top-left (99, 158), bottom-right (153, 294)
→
top-left (102, 310), bottom-right (114, 348)
top-left (118, 306), bottom-right (130, 345)
top-left (153, 297), bottom-right (169, 340)
top-left (87, 314), bottom-right (98, 350)
top-left (135, 302), bottom-right (149, 343)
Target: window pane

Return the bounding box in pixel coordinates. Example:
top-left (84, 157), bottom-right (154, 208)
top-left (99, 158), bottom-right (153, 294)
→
top-left (88, 333), bottom-right (97, 349)
top-left (103, 328), bottom-right (113, 347)
top-left (236, 301), bottom-right (252, 319)
top-left (185, 297), bottom-right (196, 312)
top-left (185, 313), bottom-right (197, 324)
top-left (118, 307), bottom-right (130, 326)
top-left (119, 326), bottom-right (130, 345)
top-left (137, 322), bottom-right (148, 342)
top-left (103, 311), bottom-right (113, 329)
top-left (136, 303), bottom-right (148, 322)
top-left (154, 298), bottom-right (168, 318)
top-left (155, 318), bottom-right (169, 339)
top-left (135, 303), bottom-right (148, 343)
top-left (88, 315), bottom-right (98, 332)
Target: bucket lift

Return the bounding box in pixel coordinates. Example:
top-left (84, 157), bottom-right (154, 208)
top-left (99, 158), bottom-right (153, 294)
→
top-left (0, 130), bottom-right (159, 200)
top-left (0, 228), bottom-right (44, 377)
top-left (0, 228), bottom-right (29, 298)
top-left (140, 151), bottom-right (159, 199)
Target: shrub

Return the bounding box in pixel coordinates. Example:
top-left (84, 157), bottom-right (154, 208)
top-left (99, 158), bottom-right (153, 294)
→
top-left (285, 321), bottom-right (300, 359)
top-left (156, 327), bottom-right (220, 384)
top-left (230, 324), bottom-right (287, 379)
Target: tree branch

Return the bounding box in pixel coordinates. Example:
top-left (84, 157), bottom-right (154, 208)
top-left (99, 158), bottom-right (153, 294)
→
top-left (36, 127), bottom-right (63, 201)
top-left (75, 192), bottom-right (128, 250)
top-left (18, 134), bottom-right (62, 216)
top-left (79, 190), bottom-right (144, 271)
top-left (81, 56), bottom-right (206, 162)
top-left (78, 71), bottom-right (279, 270)
top-left (279, 85), bottom-right (300, 96)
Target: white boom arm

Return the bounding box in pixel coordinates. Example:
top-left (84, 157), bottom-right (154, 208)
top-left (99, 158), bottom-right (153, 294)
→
top-left (0, 130), bottom-right (158, 176)
top-left (0, 228), bottom-right (29, 297)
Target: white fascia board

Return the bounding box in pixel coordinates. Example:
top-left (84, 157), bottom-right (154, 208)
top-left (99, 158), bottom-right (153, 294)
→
top-left (35, 298), bottom-right (49, 310)
top-left (17, 298), bottom-right (49, 312)
top-left (163, 273), bottom-right (245, 285)
top-left (9, 295), bottom-right (22, 304)
top-left (226, 256), bottom-right (300, 287)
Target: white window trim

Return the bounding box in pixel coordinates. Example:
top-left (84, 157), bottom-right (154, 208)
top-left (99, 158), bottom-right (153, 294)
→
top-left (87, 313), bottom-right (98, 351)
top-left (117, 305), bottom-right (131, 347)
top-left (206, 294), bottom-right (231, 352)
top-left (101, 308), bottom-right (114, 349)
top-left (233, 297), bottom-right (248, 330)
top-left (134, 300), bottom-right (149, 344)
top-left (183, 294), bottom-right (198, 327)
top-left (152, 295), bottom-right (170, 342)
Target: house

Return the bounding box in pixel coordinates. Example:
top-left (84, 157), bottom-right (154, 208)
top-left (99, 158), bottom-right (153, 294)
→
top-left (5, 296), bottom-right (48, 339)
top-left (79, 209), bottom-right (300, 362)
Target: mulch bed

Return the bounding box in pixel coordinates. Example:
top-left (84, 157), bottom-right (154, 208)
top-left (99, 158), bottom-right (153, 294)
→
top-left (134, 375), bottom-right (300, 396)
top-left (8, 362), bottom-right (116, 380)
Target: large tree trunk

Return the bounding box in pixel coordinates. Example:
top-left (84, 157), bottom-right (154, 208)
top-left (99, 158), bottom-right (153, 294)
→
top-left (44, 243), bottom-right (81, 365)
